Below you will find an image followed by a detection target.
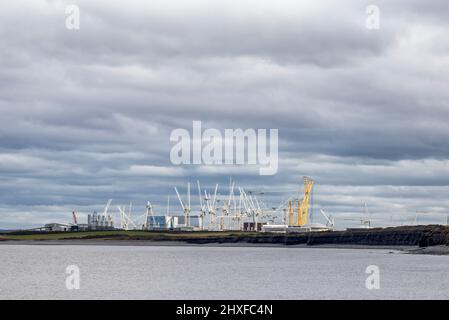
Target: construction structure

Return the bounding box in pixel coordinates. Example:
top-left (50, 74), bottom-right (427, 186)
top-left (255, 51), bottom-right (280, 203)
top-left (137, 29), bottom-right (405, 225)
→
top-left (111, 176), bottom-right (329, 233)
top-left (87, 199), bottom-right (114, 230)
top-left (343, 203), bottom-right (374, 230)
top-left (263, 176), bottom-right (334, 233)
top-left (169, 179), bottom-right (271, 231)
top-left (32, 176), bottom-right (340, 234)
top-left (287, 176), bottom-right (314, 227)
top-left (30, 176), bottom-right (449, 233)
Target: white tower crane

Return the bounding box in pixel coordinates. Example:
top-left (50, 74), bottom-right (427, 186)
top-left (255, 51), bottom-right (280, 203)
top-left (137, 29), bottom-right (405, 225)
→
top-left (175, 183), bottom-right (191, 227)
top-left (197, 180), bottom-right (207, 230)
top-left (117, 202), bottom-right (137, 230)
top-left (320, 209), bottom-right (335, 230)
top-left (142, 201), bottom-right (155, 230)
top-left (205, 184), bottom-right (218, 230)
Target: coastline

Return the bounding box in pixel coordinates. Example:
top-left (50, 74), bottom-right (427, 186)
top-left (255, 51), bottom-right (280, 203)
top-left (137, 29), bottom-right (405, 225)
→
top-left (0, 239), bottom-right (430, 254)
top-left (1, 225), bottom-right (448, 255)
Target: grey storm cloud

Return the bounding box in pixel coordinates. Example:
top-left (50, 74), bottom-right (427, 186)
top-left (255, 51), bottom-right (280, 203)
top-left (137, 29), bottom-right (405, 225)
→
top-left (0, 0), bottom-right (448, 229)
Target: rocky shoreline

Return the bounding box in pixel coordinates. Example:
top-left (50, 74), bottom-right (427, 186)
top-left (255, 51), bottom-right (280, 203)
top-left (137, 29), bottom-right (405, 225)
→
top-left (1, 225), bottom-right (448, 254)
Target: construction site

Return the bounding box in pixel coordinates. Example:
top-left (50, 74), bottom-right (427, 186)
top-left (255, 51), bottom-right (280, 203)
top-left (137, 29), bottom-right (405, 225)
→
top-left (27, 175), bottom-right (449, 236)
top-left (31, 176), bottom-right (342, 234)
top-left (5, 176), bottom-right (449, 249)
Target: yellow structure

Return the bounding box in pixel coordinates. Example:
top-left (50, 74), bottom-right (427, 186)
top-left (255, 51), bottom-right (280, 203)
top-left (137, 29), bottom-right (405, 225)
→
top-left (288, 198), bottom-right (294, 226)
top-left (289, 176), bottom-right (314, 227)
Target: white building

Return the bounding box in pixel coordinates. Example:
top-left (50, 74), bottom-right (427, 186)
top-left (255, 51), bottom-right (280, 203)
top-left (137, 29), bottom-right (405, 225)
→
top-left (44, 223), bottom-right (72, 232)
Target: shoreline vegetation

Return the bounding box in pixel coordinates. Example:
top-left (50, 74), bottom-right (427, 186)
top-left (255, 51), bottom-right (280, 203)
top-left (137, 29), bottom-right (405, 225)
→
top-left (0, 225), bottom-right (448, 254)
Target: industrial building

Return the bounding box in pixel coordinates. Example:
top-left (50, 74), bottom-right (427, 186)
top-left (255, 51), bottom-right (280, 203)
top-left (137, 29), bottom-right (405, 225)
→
top-left (243, 222), bottom-right (266, 231)
top-left (146, 215), bottom-right (176, 230)
top-left (43, 223), bottom-right (73, 232)
top-left (146, 215), bottom-right (202, 230)
top-left (87, 211), bottom-right (114, 230)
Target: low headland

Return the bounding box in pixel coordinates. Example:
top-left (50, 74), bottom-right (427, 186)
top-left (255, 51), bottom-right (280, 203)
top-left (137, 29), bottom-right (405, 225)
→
top-left (1, 225), bottom-right (449, 254)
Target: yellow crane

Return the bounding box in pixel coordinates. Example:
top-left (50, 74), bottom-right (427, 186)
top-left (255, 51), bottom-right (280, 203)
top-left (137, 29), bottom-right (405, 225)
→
top-left (289, 176), bottom-right (314, 227)
top-left (297, 176), bottom-right (314, 226)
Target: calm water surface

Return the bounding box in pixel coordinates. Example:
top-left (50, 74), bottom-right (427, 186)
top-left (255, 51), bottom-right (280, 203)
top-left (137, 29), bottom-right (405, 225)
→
top-left (1, 245), bottom-right (448, 299)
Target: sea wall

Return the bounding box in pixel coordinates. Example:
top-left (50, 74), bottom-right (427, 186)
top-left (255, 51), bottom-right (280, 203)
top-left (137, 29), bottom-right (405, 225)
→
top-left (2, 225), bottom-right (449, 247)
top-left (305, 225), bottom-right (449, 247)
top-left (184, 225), bottom-right (449, 247)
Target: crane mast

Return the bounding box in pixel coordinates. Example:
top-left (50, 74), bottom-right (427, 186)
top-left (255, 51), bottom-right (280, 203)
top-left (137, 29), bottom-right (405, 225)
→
top-left (72, 211), bottom-right (78, 225)
top-left (288, 198), bottom-right (294, 226)
top-left (295, 176), bottom-right (314, 227)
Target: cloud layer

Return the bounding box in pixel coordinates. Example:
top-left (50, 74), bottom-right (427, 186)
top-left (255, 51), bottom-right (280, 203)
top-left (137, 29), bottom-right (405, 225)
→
top-left (0, 0), bottom-right (448, 228)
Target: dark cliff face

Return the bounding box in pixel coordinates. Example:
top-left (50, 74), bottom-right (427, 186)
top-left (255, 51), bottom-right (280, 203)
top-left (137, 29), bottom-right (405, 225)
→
top-left (3, 225), bottom-right (449, 247)
top-left (305, 225), bottom-right (449, 247)
top-left (184, 225), bottom-right (449, 247)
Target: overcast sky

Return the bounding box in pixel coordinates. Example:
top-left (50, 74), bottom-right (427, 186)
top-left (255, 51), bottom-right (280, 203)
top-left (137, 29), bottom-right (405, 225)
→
top-left (1, 0), bottom-right (448, 229)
